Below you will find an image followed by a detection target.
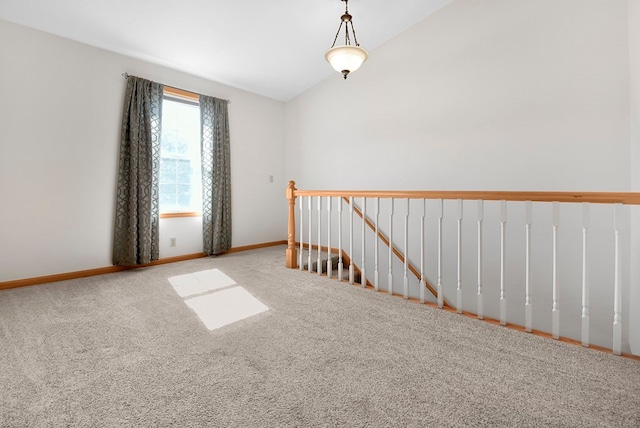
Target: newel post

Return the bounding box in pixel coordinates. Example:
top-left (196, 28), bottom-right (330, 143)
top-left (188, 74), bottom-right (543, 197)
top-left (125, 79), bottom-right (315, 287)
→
top-left (286, 180), bottom-right (298, 268)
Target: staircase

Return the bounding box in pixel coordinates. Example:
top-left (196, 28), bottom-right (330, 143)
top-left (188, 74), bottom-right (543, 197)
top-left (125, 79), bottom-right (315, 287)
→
top-left (301, 252), bottom-right (361, 284)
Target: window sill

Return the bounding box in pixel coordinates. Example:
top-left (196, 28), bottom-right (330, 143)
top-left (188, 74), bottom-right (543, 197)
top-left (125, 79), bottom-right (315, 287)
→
top-left (160, 212), bottom-right (202, 219)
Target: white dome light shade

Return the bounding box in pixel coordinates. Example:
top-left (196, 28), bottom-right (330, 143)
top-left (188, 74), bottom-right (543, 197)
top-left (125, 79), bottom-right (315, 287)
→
top-left (325, 45), bottom-right (369, 78)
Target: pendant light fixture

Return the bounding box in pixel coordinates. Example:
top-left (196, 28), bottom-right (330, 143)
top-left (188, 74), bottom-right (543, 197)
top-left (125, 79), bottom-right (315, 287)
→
top-left (325, 0), bottom-right (369, 79)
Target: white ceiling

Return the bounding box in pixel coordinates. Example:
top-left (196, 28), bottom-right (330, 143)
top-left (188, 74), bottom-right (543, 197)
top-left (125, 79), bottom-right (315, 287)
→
top-left (0, 0), bottom-right (452, 101)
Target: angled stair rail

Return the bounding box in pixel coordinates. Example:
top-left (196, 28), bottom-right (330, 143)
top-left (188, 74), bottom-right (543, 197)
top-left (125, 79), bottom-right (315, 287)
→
top-left (341, 196), bottom-right (442, 303)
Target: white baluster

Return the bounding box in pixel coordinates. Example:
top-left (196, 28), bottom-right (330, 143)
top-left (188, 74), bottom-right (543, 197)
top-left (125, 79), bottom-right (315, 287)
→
top-left (327, 197), bottom-right (332, 279)
top-left (457, 199), bottom-right (463, 313)
top-left (552, 201), bottom-right (560, 339)
top-left (308, 195), bottom-right (313, 273)
top-left (361, 197), bottom-right (367, 288)
top-left (437, 199), bottom-right (444, 309)
top-left (404, 198), bottom-right (410, 299)
top-left (420, 199), bottom-right (426, 304)
top-left (477, 200), bottom-right (484, 320)
top-left (317, 196), bottom-right (322, 276)
top-left (299, 196), bottom-right (304, 270)
top-left (500, 200), bottom-right (507, 326)
top-left (349, 196), bottom-right (354, 285)
top-left (338, 197), bottom-right (343, 281)
top-left (388, 199), bottom-right (394, 295)
top-left (613, 203), bottom-right (623, 355)
top-left (581, 203), bottom-right (590, 347)
top-left (525, 201), bottom-right (533, 332)
top-left (374, 198), bottom-right (380, 291)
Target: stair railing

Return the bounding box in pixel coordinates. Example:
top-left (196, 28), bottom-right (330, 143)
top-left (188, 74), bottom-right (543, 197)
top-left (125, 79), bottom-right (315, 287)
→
top-left (285, 180), bottom-right (640, 356)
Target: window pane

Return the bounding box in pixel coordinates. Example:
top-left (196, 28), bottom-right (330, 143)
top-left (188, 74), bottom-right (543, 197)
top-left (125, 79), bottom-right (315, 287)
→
top-left (177, 138), bottom-right (189, 155)
top-left (160, 184), bottom-right (177, 209)
top-left (159, 97), bottom-right (202, 213)
top-left (177, 184), bottom-right (191, 207)
top-left (162, 130), bottom-right (178, 155)
top-left (177, 159), bottom-right (192, 184)
top-left (160, 158), bottom-right (177, 184)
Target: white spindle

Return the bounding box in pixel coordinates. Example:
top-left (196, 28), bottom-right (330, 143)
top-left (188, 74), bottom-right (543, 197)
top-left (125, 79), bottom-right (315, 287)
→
top-left (338, 197), bottom-right (343, 280)
top-left (613, 203), bottom-right (622, 355)
top-left (308, 195), bottom-right (313, 273)
top-left (419, 199), bottom-right (426, 304)
top-left (404, 199), bottom-right (410, 299)
top-left (552, 201), bottom-right (560, 339)
top-left (299, 196), bottom-right (304, 270)
top-left (361, 197), bottom-right (367, 288)
top-left (500, 200), bottom-right (507, 326)
top-left (525, 201), bottom-right (533, 332)
top-left (477, 200), bottom-right (484, 320)
top-left (581, 203), bottom-right (590, 347)
top-left (349, 196), bottom-right (354, 285)
top-left (317, 196), bottom-right (322, 276)
top-left (327, 197), bottom-right (332, 279)
top-left (374, 198), bottom-right (380, 291)
top-left (457, 199), bottom-right (463, 313)
top-left (388, 199), bottom-right (394, 295)
top-left (437, 199), bottom-right (444, 309)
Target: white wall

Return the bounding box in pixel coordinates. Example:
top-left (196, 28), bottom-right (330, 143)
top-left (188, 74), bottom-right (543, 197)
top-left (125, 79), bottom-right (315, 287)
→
top-left (0, 19), bottom-right (286, 282)
top-left (286, 0), bottom-right (629, 191)
top-left (628, 0), bottom-right (640, 355)
top-left (285, 0), bottom-right (635, 352)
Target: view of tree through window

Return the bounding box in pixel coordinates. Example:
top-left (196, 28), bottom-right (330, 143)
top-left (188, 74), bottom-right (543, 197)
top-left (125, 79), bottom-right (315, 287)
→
top-left (159, 97), bottom-right (202, 213)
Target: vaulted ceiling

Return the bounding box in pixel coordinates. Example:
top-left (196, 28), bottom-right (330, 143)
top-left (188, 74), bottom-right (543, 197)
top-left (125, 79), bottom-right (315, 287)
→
top-left (0, 0), bottom-right (452, 101)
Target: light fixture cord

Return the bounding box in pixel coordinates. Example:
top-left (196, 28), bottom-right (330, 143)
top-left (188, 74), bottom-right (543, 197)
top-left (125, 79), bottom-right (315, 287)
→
top-left (343, 0), bottom-right (351, 46)
top-left (349, 21), bottom-right (360, 46)
top-left (330, 0), bottom-right (361, 48)
top-left (330, 21), bottom-right (344, 48)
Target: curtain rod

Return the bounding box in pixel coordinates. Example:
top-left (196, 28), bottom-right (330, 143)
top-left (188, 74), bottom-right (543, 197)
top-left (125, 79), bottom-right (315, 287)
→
top-left (121, 72), bottom-right (230, 104)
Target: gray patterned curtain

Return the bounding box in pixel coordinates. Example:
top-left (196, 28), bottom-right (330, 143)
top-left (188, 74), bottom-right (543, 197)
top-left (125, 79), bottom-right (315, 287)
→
top-left (113, 76), bottom-right (163, 265)
top-left (200, 95), bottom-right (232, 255)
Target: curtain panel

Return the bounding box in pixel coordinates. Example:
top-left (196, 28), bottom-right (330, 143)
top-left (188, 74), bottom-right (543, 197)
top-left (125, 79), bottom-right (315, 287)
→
top-left (200, 95), bottom-right (232, 255)
top-left (113, 76), bottom-right (163, 265)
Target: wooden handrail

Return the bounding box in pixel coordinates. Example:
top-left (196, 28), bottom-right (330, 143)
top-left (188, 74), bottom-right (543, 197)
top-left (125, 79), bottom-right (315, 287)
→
top-left (293, 190), bottom-right (640, 205)
top-left (285, 183), bottom-right (640, 271)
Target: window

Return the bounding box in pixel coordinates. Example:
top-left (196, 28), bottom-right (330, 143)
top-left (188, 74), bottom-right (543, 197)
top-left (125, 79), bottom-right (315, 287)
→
top-left (159, 89), bottom-right (202, 215)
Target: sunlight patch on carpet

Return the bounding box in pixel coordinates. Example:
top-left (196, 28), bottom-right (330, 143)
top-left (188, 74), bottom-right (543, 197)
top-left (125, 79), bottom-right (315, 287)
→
top-left (184, 286), bottom-right (269, 331)
top-left (168, 268), bottom-right (236, 298)
top-left (168, 268), bottom-right (268, 331)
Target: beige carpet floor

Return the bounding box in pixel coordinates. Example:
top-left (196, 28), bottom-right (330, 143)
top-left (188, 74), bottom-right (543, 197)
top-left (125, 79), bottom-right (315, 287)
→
top-left (1, 245), bottom-right (639, 427)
